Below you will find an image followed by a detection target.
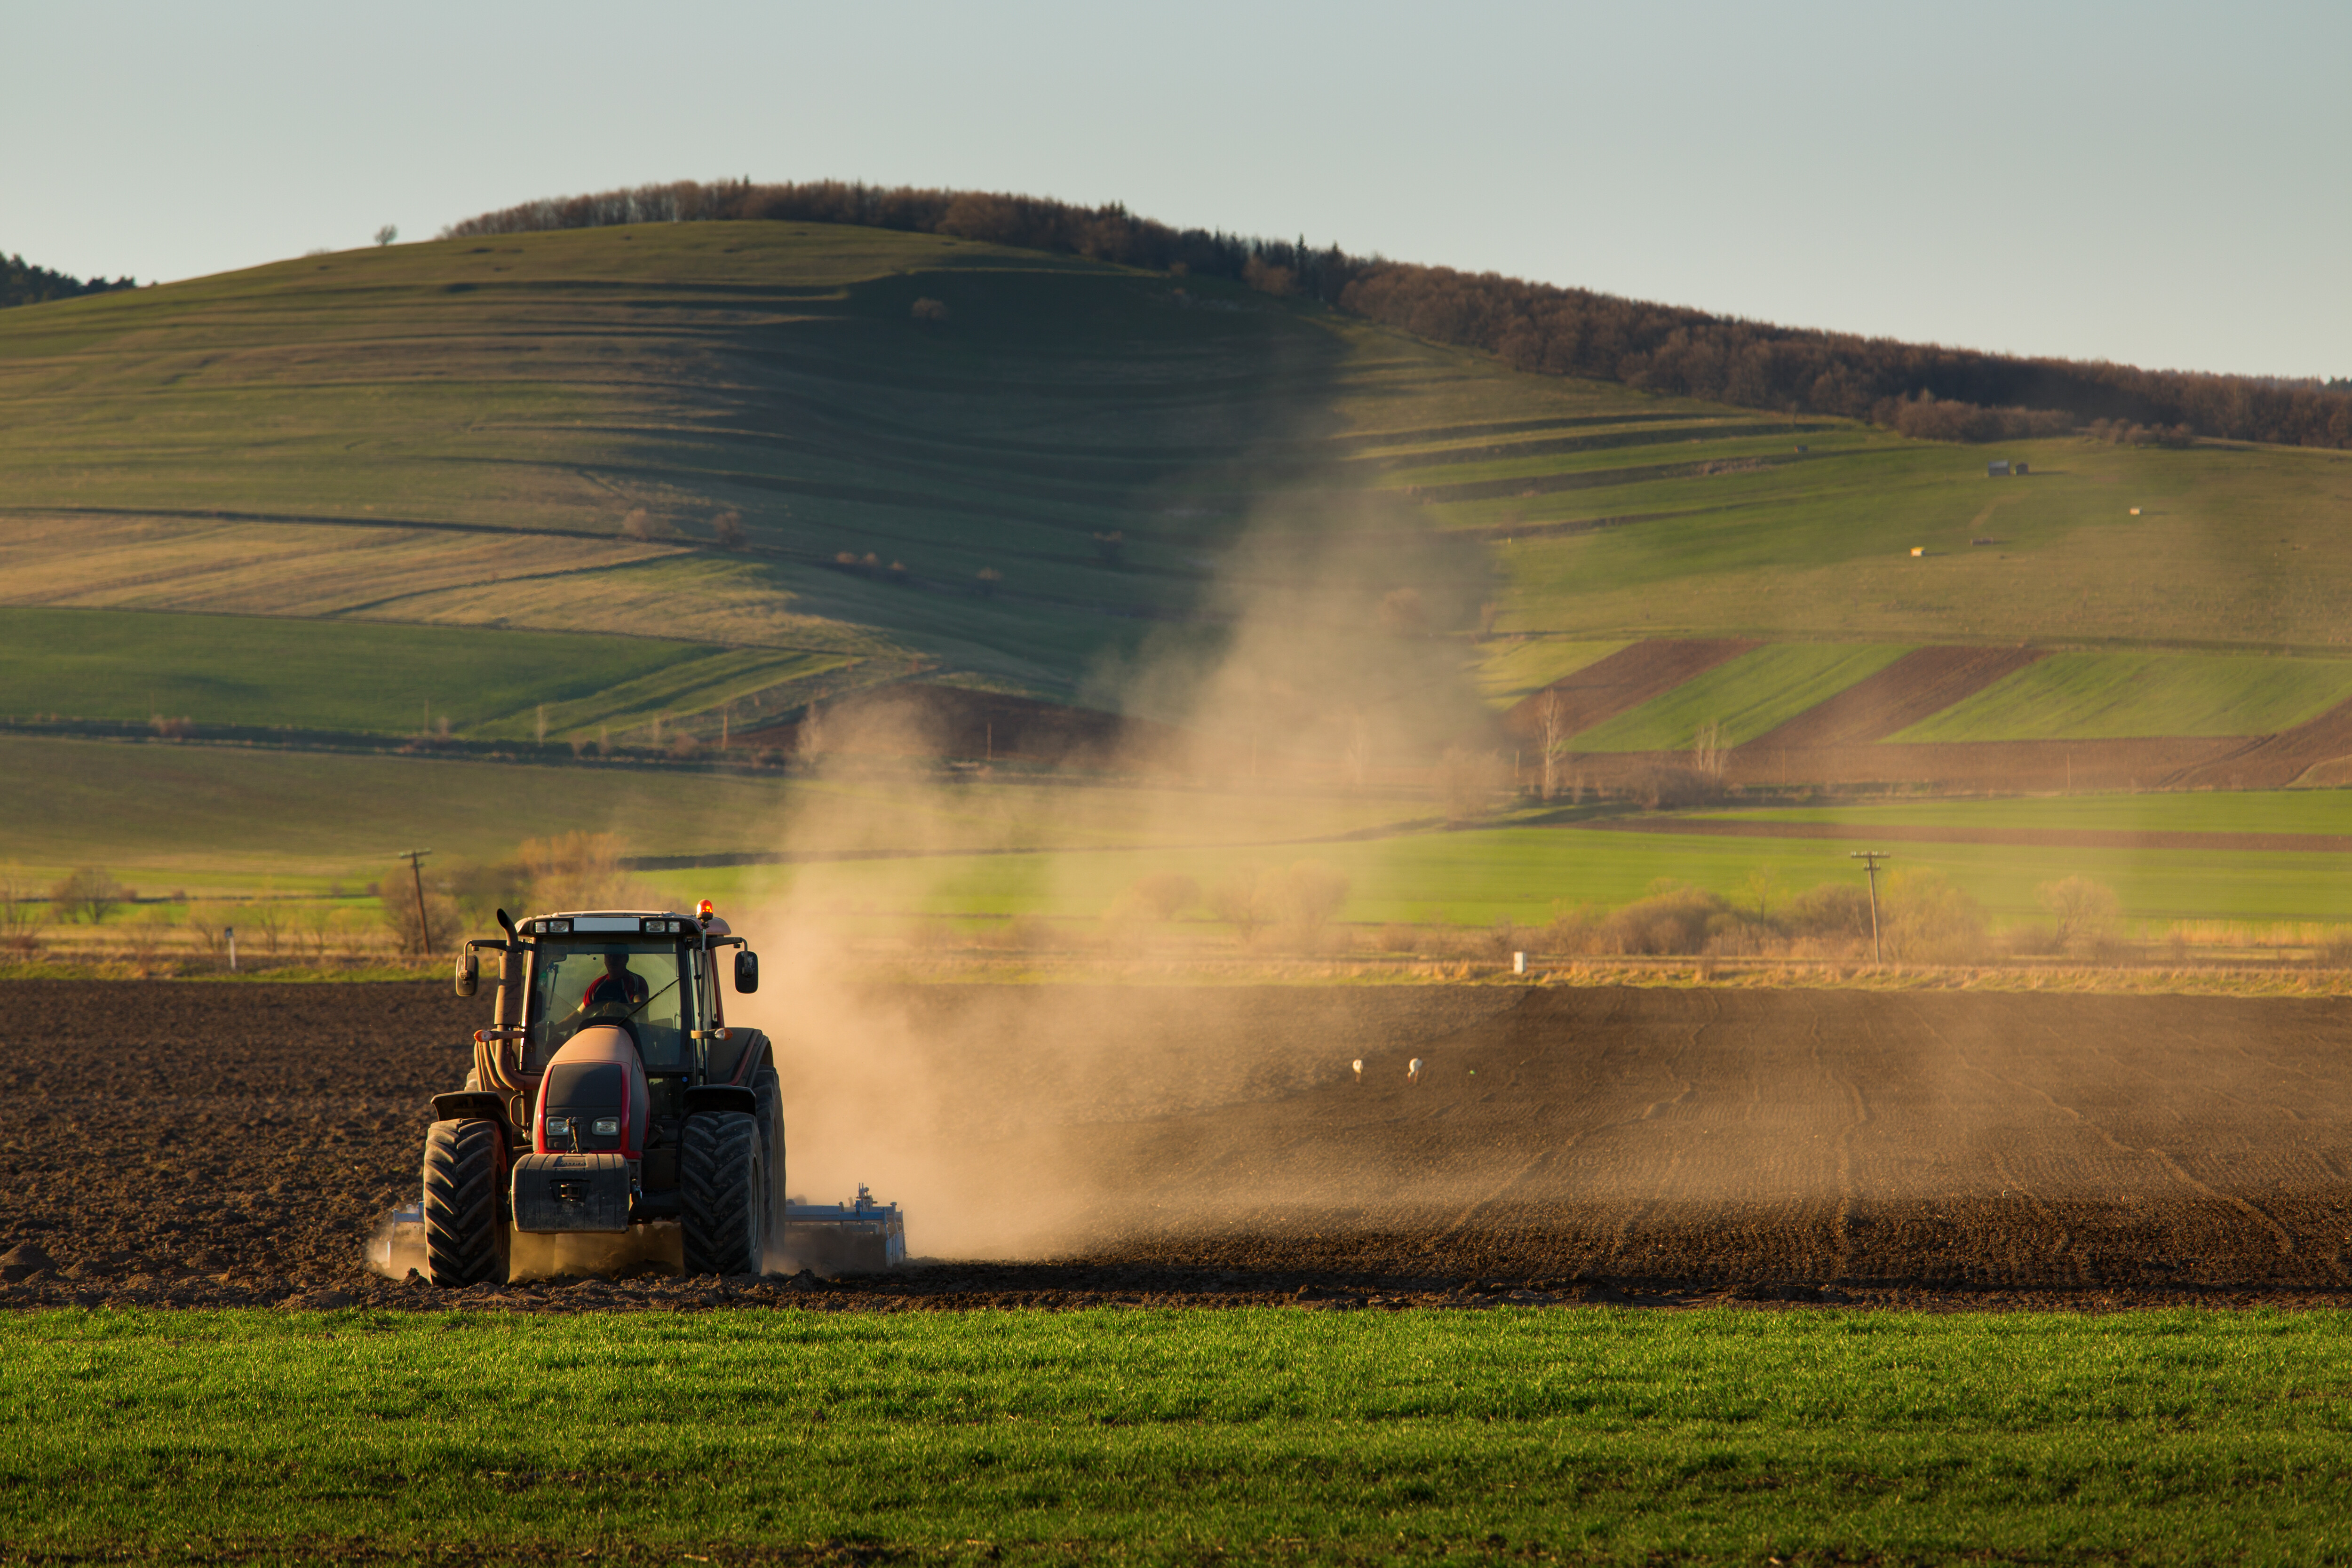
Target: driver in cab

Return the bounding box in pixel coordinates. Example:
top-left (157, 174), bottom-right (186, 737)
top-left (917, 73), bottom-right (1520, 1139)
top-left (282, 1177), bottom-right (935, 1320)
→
top-left (569, 950), bottom-right (651, 1021)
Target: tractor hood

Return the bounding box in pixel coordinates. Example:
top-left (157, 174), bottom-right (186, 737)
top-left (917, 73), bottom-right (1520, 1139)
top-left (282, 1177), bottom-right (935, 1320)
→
top-left (533, 1024), bottom-right (650, 1159)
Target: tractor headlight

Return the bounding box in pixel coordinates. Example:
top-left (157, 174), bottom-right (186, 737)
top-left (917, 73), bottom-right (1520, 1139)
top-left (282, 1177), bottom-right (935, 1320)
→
top-left (591, 1117), bottom-right (620, 1138)
top-left (546, 1116), bottom-right (572, 1139)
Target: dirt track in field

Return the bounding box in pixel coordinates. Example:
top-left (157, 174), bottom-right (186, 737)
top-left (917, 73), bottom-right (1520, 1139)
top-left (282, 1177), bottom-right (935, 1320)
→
top-left (5, 979), bottom-right (2352, 1312)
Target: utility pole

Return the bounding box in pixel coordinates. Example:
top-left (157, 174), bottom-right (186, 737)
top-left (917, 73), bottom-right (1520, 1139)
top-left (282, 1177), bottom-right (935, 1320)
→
top-left (1851, 851), bottom-right (1890, 964)
top-left (394, 848), bottom-right (434, 957)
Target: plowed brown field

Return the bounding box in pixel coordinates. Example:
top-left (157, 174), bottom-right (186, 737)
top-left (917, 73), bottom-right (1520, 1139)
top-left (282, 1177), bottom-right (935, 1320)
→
top-left (1503, 639), bottom-right (1756, 740)
top-left (5, 980), bottom-right (2349, 1312)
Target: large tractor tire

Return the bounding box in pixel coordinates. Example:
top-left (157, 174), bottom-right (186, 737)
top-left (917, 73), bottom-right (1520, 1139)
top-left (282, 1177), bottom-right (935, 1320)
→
top-left (421, 1118), bottom-right (508, 1286)
top-left (753, 1063), bottom-right (787, 1257)
top-left (681, 1111), bottom-right (764, 1276)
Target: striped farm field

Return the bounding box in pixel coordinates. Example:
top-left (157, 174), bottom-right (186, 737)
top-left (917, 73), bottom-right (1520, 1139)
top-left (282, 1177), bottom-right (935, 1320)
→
top-left (0, 607), bottom-right (847, 740)
top-left (1892, 650), bottom-right (2352, 743)
top-left (1471, 637), bottom-right (1629, 710)
top-left (1566, 642), bottom-right (1911, 752)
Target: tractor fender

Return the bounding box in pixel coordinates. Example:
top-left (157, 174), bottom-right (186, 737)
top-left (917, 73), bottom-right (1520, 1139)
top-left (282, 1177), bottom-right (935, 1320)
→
top-left (683, 1084), bottom-right (759, 1118)
top-left (431, 1090), bottom-right (512, 1132)
top-left (706, 1027), bottom-right (771, 1086)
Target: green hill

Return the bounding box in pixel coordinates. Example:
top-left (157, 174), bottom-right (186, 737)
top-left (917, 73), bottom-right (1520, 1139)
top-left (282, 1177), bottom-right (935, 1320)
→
top-left (6, 222), bottom-right (2352, 747)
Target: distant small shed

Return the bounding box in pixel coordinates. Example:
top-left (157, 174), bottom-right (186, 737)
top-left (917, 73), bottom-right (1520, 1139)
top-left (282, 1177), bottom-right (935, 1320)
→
top-left (2015, 461), bottom-right (2029, 475)
top-left (1987, 460), bottom-right (2012, 477)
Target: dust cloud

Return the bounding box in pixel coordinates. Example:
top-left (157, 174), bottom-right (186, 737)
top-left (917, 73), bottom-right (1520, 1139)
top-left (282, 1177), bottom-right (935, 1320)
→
top-left (726, 500), bottom-right (1505, 1261)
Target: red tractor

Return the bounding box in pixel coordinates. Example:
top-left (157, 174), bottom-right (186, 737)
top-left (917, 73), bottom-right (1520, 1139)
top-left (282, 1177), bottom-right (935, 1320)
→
top-left (418, 903), bottom-right (785, 1284)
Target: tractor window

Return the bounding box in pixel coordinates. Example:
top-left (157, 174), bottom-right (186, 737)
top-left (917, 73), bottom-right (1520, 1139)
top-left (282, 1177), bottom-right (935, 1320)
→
top-left (526, 942), bottom-right (689, 1074)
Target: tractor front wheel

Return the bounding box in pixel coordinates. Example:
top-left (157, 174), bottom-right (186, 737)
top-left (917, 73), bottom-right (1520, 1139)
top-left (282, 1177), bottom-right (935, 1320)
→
top-left (681, 1112), bottom-right (763, 1276)
top-left (421, 1118), bottom-right (509, 1286)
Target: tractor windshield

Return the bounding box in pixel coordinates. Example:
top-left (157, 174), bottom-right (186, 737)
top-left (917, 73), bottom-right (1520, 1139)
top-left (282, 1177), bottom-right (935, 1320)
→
top-left (526, 941), bottom-right (689, 1073)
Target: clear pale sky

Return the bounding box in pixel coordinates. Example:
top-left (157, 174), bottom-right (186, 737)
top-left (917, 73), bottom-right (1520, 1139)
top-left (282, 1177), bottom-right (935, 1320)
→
top-left (6, 0), bottom-right (2344, 377)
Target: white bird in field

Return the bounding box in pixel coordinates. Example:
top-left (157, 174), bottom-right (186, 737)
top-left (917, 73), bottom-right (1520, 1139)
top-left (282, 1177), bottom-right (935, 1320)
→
top-left (1352, 1059), bottom-right (1363, 1082)
top-left (1408, 1057), bottom-right (1423, 1084)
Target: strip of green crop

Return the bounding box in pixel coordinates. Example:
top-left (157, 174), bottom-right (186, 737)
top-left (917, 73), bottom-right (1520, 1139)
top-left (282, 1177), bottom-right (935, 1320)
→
top-left (1691, 788), bottom-right (2352, 837)
top-left (1894, 650), bottom-right (2352, 742)
top-left (1568, 643), bottom-right (1912, 752)
top-left (4, 1308), bottom-right (2351, 1563)
top-left (0, 605), bottom-right (765, 737)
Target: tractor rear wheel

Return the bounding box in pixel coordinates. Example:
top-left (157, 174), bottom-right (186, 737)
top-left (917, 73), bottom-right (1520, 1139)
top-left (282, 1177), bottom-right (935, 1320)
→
top-left (754, 1064), bottom-right (787, 1256)
top-left (681, 1111), bottom-right (763, 1276)
top-left (421, 1118), bottom-right (508, 1286)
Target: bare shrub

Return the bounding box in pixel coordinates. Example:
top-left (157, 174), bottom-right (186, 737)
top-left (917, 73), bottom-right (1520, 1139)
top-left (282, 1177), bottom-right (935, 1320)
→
top-left (381, 886), bottom-right (462, 956)
top-left (983, 915), bottom-right (1058, 951)
top-left (1209, 868), bottom-right (1272, 944)
top-left (1883, 868), bottom-right (1987, 963)
top-left (1541, 900), bottom-right (1604, 955)
top-left (2037, 875), bottom-right (2120, 954)
top-left (518, 832), bottom-right (638, 913)
top-left (187, 904), bottom-right (234, 964)
top-left (448, 860), bottom-right (530, 927)
top-left (1482, 920), bottom-right (1531, 960)
top-left (1109, 872), bottom-right (1200, 926)
top-left (244, 896), bottom-right (289, 956)
top-left (910, 296), bottom-right (949, 323)
top-left (1270, 861), bottom-right (1350, 946)
top-left (124, 908), bottom-right (175, 969)
top-left (1784, 883), bottom-right (1875, 944)
top-left (0, 867), bottom-right (46, 956)
top-left (1207, 862), bottom-right (1349, 947)
top-left (711, 511), bottom-right (746, 549)
top-left (2001, 922), bottom-right (2065, 958)
top-left (620, 508), bottom-right (661, 541)
top-left (1598, 882), bottom-right (1733, 956)
top-left (1375, 923), bottom-right (1421, 954)
top-left (2312, 929), bottom-right (2352, 967)
top-left (1623, 765), bottom-right (1722, 810)
top-left (293, 904), bottom-right (340, 964)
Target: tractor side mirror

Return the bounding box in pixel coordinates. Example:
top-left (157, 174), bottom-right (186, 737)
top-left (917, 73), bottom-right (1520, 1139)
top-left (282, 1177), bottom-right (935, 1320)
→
top-left (734, 949), bottom-right (759, 994)
top-left (454, 948), bottom-right (479, 998)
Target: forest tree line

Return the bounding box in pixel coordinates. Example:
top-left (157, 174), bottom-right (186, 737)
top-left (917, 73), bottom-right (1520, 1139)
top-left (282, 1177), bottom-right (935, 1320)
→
top-left (446, 178), bottom-right (2352, 450)
top-left (1, 252), bottom-right (137, 310)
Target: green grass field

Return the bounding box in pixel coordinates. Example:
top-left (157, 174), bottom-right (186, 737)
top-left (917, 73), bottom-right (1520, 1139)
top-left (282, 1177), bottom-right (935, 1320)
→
top-left (0, 606), bottom-right (846, 739)
top-left (754, 821), bottom-right (2352, 930)
top-left (1567, 642), bottom-right (1911, 751)
top-left (9, 733), bottom-right (2352, 928)
top-left (7, 1307), bottom-right (2351, 1562)
top-left (1892, 649), bottom-right (2352, 742)
top-left (1693, 787), bottom-right (2352, 837)
top-left (0, 733), bottom-right (1423, 898)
